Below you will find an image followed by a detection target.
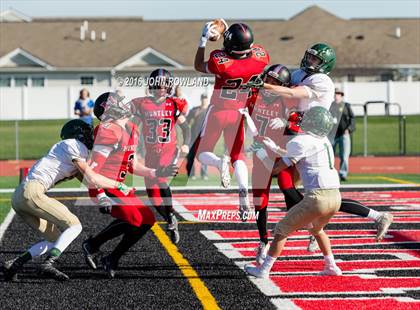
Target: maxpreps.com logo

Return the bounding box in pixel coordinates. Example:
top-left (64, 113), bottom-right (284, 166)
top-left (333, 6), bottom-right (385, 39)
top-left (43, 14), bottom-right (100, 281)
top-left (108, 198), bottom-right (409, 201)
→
top-left (197, 209), bottom-right (258, 221)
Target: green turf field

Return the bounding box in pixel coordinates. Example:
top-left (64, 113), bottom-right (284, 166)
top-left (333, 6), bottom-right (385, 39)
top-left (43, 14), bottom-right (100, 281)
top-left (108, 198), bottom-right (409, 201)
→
top-left (0, 193), bottom-right (12, 224)
top-left (352, 115), bottom-right (420, 155)
top-left (0, 115), bottom-right (419, 160)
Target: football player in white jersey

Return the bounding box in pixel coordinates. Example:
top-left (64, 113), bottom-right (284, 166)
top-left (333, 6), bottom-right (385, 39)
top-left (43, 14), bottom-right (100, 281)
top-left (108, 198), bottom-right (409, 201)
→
top-left (2, 119), bottom-right (131, 281)
top-left (245, 106), bottom-right (343, 278)
top-left (246, 44), bottom-right (393, 251)
top-left (248, 43), bottom-right (336, 111)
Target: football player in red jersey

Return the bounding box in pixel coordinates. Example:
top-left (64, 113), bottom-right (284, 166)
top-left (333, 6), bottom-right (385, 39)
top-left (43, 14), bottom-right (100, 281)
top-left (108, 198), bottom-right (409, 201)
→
top-left (194, 22), bottom-right (270, 221)
top-left (241, 64), bottom-right (300, 264)
top-left (82, 92), bottom-right (178, 278)
top-left (131, 69), bottom-right (191, 244)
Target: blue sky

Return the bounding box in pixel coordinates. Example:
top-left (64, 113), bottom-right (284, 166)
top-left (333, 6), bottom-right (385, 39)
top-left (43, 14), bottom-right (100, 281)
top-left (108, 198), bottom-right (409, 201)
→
top-left (1, 0), bottom-right (419, 20)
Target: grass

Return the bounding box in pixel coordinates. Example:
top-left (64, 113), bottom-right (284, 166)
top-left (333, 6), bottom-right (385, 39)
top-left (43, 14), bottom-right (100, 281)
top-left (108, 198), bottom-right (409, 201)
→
top-left (352, 115), bottom-right (420, 155)
top-left (1, 115), bottom-right (419, 160)
top-left (0, 193), bottom-right (12, 224)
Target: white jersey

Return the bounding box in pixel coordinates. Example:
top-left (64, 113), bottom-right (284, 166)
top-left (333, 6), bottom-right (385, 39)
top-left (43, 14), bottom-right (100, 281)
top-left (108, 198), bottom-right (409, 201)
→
top-left (291, 69), bottom-right (335, 111)
top-left (282, 134), bottom-right (340, 190)
top-left (25, 139), bottom-right (88, 190)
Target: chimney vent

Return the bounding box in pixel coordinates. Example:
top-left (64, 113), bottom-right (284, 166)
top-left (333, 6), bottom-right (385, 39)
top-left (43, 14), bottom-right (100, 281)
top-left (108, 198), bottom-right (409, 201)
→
top-left (395, 27), bottom-right (401, 38)
top-left (90, 30), bottom-right (96, 41)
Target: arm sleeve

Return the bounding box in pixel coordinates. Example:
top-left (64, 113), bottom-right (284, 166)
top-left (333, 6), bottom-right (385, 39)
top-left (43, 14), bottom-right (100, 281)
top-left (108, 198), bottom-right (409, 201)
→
top-left (304, 75), bottom-right (334, 99)
top-left (64, 140), bottom-right (88, 163)
top-left (74, 101), bottom-right (81, 112)
top-left (282, 140), bottom-right (306, 167)
top-left (89, 125), bottom-right (121, 171)
top-left (207, 50), bottom-right (223, 76)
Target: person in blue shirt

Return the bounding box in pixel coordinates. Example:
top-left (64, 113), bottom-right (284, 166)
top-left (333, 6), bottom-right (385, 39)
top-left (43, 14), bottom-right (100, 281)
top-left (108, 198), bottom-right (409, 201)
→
top-left (74, 88), bottom-right (94, 125)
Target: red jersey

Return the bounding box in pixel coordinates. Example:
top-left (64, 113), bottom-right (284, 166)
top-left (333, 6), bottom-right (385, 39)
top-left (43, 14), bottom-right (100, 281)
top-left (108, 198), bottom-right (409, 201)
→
top-left (132, 96), bottom-right (188, 152)
top-left (248, 94), bottom-right (298, 149)
top-left (207, 44), bottom-right (270, 110)
top-left (91, 120), bottom-right (139, 182)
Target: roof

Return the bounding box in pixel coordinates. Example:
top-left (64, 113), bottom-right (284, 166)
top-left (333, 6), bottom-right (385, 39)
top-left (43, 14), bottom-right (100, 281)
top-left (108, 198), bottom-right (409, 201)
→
top-left (0, 6), bottom-right (419, 70)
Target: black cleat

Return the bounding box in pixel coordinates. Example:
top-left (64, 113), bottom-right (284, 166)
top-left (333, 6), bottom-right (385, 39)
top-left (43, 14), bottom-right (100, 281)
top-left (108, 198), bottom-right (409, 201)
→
top-left (2, 258), bottom-right (23, 282)
top-left (82, 238), bottom-right (99, 270)
top-left (38, 256), bottom-right (69, 281)
top-left (167, 214), bottom-right (180, 244)
top-left (101, 255), bottom-right (117, 279)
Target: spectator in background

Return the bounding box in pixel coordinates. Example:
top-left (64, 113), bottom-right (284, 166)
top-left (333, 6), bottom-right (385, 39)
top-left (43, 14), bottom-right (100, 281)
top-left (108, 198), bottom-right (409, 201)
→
top-left (329, 88), bottom-right (355, 181)
top-left (74, 88), bottom-right (94, 125)
top-left (186, 93), bottom-right (209, 180)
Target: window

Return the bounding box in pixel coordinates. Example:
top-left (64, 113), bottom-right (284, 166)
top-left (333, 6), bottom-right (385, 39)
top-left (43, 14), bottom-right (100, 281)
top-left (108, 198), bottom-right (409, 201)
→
top-left (15, 77), bottom-right (28, 87)
top-left (0, 77), bottom-right (11, 87)
top-left (347, 74), bottom-right (355, 82)
top-left (80, 76), bottom-right (94, 85)
top-left (380, 73), bottom-right (394, 81)
top-left (32, 77), bottom-right (45, 87)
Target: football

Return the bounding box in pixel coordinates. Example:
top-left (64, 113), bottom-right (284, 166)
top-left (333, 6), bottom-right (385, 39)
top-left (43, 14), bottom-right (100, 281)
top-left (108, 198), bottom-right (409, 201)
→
top-left (209, 18), bottom-right (227, 41)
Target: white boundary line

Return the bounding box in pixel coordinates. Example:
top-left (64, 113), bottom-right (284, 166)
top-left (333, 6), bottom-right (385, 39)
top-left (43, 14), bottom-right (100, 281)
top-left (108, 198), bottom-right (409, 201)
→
top-left (0, 183), bottom-right (418, 194)
top-left (0, 209), bottom-right (15, 242)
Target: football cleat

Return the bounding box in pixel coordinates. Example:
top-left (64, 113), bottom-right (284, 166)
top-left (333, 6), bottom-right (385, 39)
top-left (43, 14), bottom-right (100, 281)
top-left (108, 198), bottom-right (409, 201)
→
top-left (319, 264), bottom-right (342, 276)
top-left (2, 257), bottom-right (24, 282)
top-left (238, 188), bottom-right (250, 222)
top-left (101, 255), bottom-right (117, 279)
top-left (82, 238), bottom-right (99, 270)
top-left (38, 256), bottom-right (69, 281)
top-left (167, 214), bottom-right (180, 244)
top-left (219, 155), bottom-right (231, 188)
top-left (375, 212), bottom-right (393, 242)
top-left (245, 264), bottom-right (269, 279)
top-left (307, 235), bottom-right (320, 253)
top-left (255, 242), bottom-right (269, 266)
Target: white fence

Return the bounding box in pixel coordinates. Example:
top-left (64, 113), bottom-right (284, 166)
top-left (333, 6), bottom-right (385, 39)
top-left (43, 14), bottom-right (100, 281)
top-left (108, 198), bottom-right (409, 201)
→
top-left (0, 81), bottom-right (419, 120)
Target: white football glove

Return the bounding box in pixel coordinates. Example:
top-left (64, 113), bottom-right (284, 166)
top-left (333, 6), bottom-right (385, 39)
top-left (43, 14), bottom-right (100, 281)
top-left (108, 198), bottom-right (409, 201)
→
top-left (262, 137), bottom-right (282, 155)
top-left (239, 108), bottom-right (258, 137)
top-left (199, 22), bottom-right (218, 48)
top-left (97, 192), bottom-right (113, 214)
top-left (269, 118), bottom-right (287, 130)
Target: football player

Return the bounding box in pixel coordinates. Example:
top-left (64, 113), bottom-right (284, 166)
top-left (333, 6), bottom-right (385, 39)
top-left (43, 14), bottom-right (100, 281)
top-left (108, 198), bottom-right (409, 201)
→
top-left (3, 119), bottom-right (130, 281)
top-left (247, 44), bottom-right (393, 251)
top-left (82, 92), bottom-right (178, 278)
top-left (194, 21), bottom-right (270, 221)
top-left (246, 106), bottom-right (343, 278)
top-left (131, 69), bottom-right (191, 244)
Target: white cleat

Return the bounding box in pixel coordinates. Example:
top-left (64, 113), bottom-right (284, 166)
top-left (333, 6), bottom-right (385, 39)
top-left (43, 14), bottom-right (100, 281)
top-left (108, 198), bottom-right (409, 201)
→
top-left (219, 155), bottom-right (231, 188)
top-left (319, 265), bottom-right (342, 276)
top-left (245, 264), bottom-right (269, 279)
top-left (256, 242), bottom-right (269, 266)
top-left (238, 188), bottom-right (250, 222)
top-left (375, 212), bottom-right (393, 242)
top-left (307, 235), bottom-right (319, 253)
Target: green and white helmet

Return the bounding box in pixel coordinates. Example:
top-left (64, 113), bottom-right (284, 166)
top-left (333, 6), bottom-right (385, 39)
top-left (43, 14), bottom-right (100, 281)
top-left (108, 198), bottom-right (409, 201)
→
top-left (300, 43), bottom-right (336, 74)
top-left (301, 106), bottom-right (334, 138)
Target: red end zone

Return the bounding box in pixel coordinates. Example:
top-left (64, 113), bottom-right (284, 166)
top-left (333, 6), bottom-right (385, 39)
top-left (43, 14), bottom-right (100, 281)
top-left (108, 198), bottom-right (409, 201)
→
top-left (174, 189), bottom-right (420, 309)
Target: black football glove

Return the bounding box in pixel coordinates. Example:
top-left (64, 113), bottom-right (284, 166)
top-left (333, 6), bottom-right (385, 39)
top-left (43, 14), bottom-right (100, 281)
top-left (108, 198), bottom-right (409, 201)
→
top-left (155, 164), bottom-right (179, 177)
top-left (242, 75), bottom-right (264, 89)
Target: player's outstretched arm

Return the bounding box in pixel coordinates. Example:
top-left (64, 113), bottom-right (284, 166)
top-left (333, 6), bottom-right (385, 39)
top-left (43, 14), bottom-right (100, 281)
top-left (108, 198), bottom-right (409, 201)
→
top-left (130, 154), bottom-right (178, 178)
top-left (73, 159), bottom-right (124, 190)
top-left (264, 84), bottom-right (310, 99)
top-left (194, 22), bottom-right (217, 73)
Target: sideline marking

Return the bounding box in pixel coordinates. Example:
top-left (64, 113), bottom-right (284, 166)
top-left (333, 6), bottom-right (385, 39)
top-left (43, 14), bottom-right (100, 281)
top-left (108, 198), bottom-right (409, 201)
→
top-left (0, 209), bottom-right (15, 242)
top-left (377, 176), bottom-right (420, 186)
top-left (151, 224), bottom-right (220, 310)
